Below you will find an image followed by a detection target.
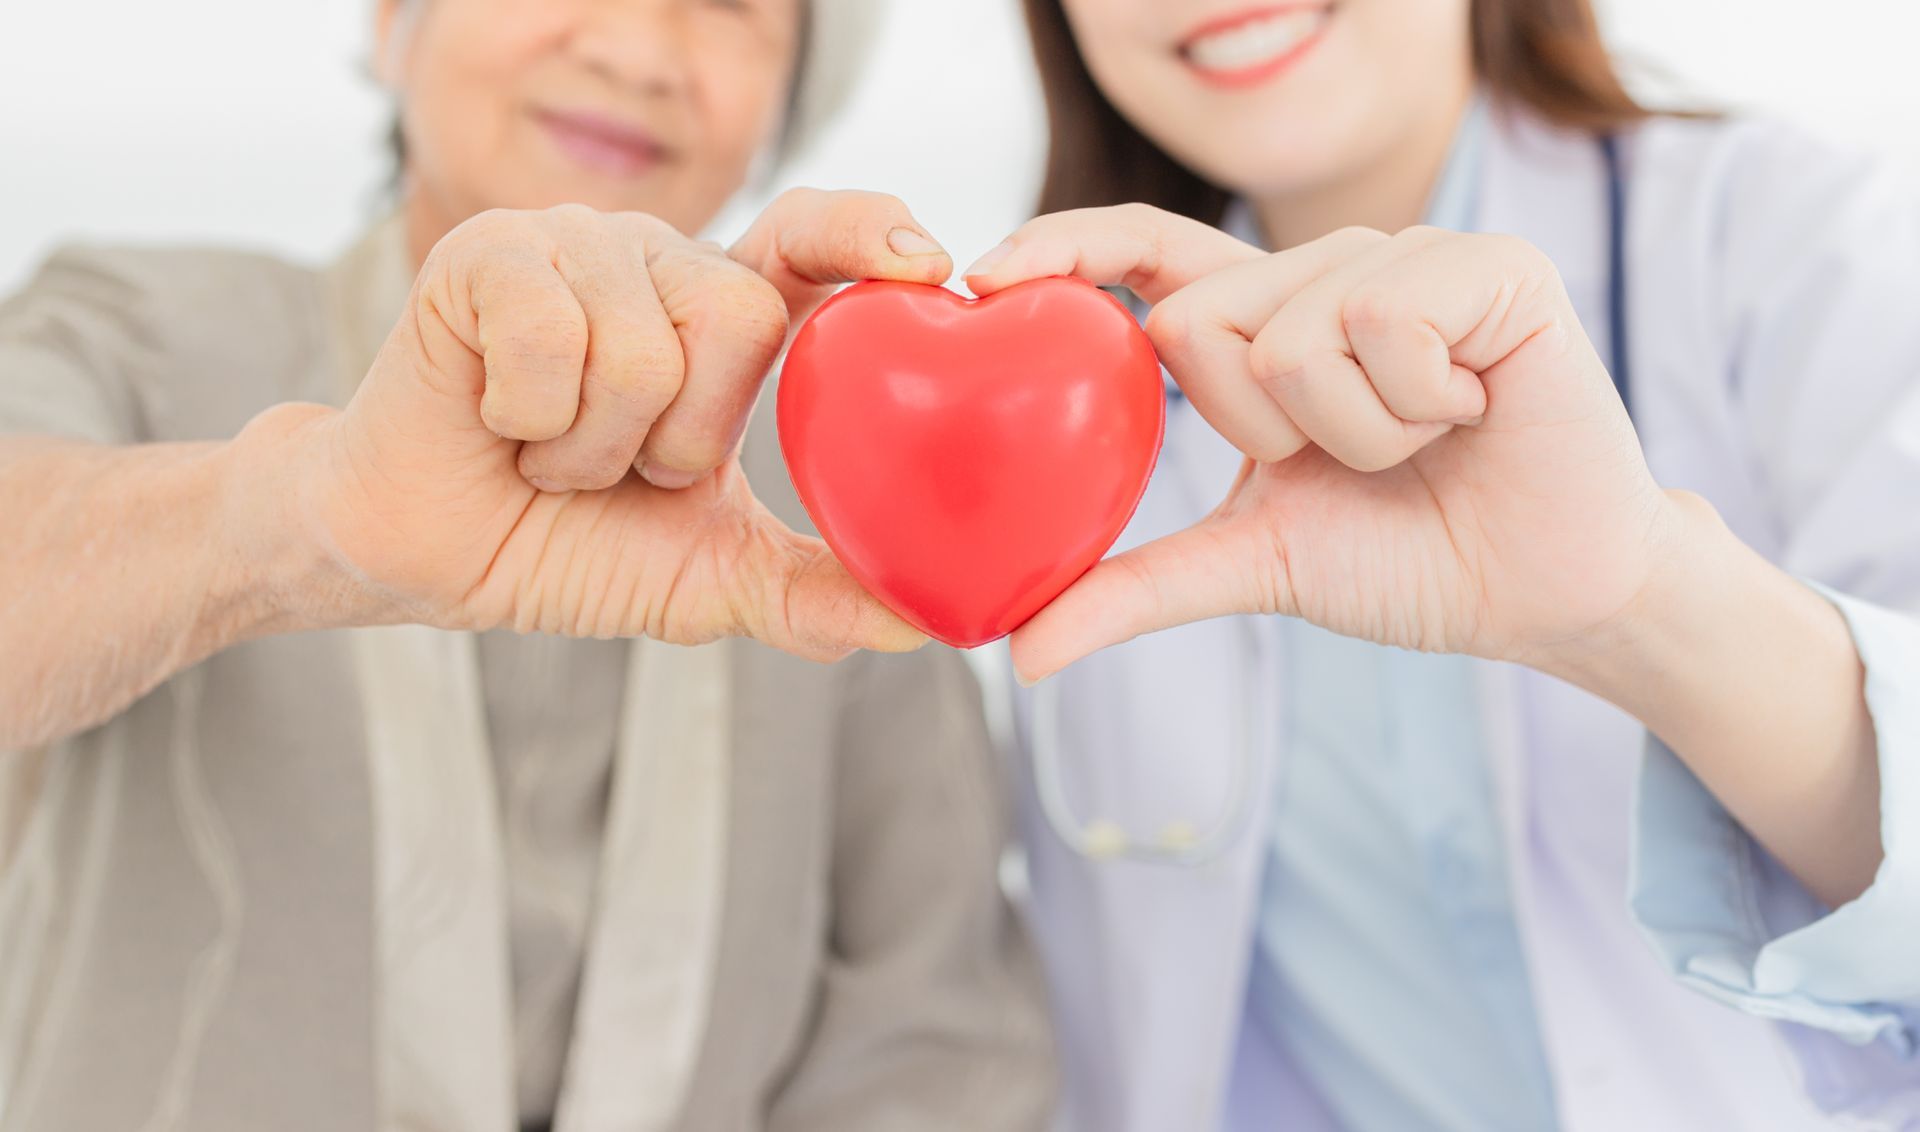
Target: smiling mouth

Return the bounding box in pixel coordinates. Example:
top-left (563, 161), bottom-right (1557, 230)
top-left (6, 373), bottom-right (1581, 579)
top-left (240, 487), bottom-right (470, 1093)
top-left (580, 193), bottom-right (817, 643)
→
top-left (533, 107), bottom-right (670, 178)
top-left (1180, 5), bottom-right (1333, 87)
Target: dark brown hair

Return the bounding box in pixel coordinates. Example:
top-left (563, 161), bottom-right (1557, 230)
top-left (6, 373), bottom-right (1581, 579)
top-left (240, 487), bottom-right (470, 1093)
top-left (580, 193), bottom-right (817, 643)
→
top-left (1022, 0), bottom-right (1655, 227)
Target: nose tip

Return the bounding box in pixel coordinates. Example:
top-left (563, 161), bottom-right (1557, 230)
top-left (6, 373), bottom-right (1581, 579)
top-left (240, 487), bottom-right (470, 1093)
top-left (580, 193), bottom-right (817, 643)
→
top-left (567, 7), bottom-right (691, 97)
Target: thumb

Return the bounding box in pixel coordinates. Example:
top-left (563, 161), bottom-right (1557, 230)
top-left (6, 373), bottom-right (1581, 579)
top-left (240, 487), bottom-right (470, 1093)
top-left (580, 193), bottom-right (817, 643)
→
top-left (1008, 514), bottom-right (1283, 685)
top-left (733, 515), bottom-right (929, 661)
top-left (728, 188), bottom-right (953, 324)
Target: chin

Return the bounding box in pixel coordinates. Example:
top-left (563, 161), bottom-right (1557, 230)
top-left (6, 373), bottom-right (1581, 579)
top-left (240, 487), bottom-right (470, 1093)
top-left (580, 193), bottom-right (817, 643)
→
top-left (1192, 113), bottom-right (1369, 191)
top-left (1180, 144), bottom-right (1332, 201)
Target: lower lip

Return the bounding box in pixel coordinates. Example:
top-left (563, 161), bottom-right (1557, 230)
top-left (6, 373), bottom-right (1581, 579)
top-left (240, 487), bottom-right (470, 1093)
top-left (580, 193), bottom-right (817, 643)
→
top-left (535, 114), bottom-right (662, 178)
top-left (1182, 15), bottom-right (1331, 89)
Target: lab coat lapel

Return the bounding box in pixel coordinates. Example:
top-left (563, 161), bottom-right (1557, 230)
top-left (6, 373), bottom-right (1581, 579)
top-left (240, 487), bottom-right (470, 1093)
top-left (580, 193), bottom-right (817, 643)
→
top-left (1472, 107), bottom-right (1645, 1124)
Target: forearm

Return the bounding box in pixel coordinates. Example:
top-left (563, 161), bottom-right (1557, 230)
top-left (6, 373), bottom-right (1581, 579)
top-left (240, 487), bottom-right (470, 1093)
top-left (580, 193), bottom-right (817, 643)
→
top-left (0, 405), bottom-right (374, 748)
top-left (1544, 491), bottom-right (1882, 909)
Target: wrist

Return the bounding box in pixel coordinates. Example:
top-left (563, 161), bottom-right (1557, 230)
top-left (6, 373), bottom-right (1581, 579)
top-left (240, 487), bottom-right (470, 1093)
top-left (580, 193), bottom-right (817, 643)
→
top-left (1533, 490), bottom-right (1740, 700)
top-left (214, 403), bottom-right (401, 639)
top-left (1533, 489), bottom-right (1853, 738)
top-left (1532, 499), bottom-right (1880, 908)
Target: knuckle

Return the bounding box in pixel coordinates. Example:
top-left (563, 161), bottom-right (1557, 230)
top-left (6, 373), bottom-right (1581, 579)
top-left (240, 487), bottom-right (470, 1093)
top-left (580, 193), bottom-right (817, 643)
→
top-left (1309, 427), bottom-right (1395, 474)
top-left (1247, 333), bottom-right (1308, 395)
top-left (646, 430), bottom-right (731, 475)
top-left (567, 444), bottom-right (638, 491)
top-left (1348, 448), bottom-right (1400, 474)
top-left (496, 308), bottom-right (589, 368)
top-left (522, 442), bottom-right (628, 492)
top-left (1328, 224), bottom-right (1388, 247)
top-left (771, 186), bottom-right (829, 219)
top-left (481, 391), bottom-right (573, 440)
top-left (546, 201), bottom-right (599, 225)
top-left (1114, 201), bottom-right (1172, 229)
top-left (614, 209), bottom-right (675, 241)
top-left (777, 185), bottom-right (828, 208)
top-left (1487, 234), bottom-right (1568, 302)
top-left (681, 257), bottom-right (790, 342)
top-left (1144, 294), bottom-right (1200, 356)
top-left (602, 336), bottom-right (686, 405)
top-left (458, 208), bottom-right (540, 252)
top-left (1482, 231), bottom-right (1534, 258)
top-left (431, 210), bottom-right (514, 270)
top-left (1486, 232), bottom-right (1552, 273)
top-left (1249, 432), bottom-right (1307, 464)
top-left (713, 272), bottom-right (790, 346)
top-left (457, 207), bottom-right (516, 237)
top-left (1339, 284), bottom-right (1405, 333)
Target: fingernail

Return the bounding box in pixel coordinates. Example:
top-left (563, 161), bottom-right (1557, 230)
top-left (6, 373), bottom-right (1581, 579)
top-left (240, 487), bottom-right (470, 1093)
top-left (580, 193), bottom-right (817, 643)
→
top-left (964, 240), bottom-right (1014, 278)
top-left (1014, 667), bottom-right (1047, 689)
top-left (1445, 414), bottom-right (1484, 427)
top-left (527, 476), bottom-right (568, 494)
top-left (886, 227), bottom-right (945, 258)
top-left (638, 462), bottom-right (701, 490)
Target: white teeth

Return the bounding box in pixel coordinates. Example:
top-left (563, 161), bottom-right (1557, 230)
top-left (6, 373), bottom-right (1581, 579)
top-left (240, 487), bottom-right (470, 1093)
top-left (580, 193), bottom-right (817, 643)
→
top-left (1186, 9), bottom-right (1328, 73)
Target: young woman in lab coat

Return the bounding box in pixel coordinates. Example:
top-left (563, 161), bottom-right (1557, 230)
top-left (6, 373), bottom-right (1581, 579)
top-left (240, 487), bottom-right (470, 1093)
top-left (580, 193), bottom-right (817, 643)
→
top-left (963, 0), bottom-right (1920, 1127)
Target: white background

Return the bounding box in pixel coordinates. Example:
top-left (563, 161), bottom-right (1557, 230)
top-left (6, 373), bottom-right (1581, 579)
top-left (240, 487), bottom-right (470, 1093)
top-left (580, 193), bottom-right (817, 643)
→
top-left (3, 0), bottom-right (1918, 291)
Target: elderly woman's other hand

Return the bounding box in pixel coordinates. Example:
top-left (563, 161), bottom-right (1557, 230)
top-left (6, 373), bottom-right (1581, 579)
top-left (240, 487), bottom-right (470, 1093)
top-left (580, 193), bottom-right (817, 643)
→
top-left (256, 190), bottom-right (951, 659)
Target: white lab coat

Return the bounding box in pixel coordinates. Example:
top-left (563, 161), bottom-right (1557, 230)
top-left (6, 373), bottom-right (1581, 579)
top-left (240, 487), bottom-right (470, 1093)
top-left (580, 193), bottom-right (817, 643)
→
top-left (1005, 109), bottom-right (1920, 1130)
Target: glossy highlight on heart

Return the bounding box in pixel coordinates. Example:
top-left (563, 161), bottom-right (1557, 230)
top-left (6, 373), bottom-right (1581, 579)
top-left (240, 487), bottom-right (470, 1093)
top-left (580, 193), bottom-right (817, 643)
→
top-left (778, 277), bottom-right (1165, 648)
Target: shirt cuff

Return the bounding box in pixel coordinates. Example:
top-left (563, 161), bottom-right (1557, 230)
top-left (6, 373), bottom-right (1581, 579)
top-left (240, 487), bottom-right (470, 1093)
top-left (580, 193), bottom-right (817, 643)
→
top-left (1627, 583), bottom-right (1920, 1054)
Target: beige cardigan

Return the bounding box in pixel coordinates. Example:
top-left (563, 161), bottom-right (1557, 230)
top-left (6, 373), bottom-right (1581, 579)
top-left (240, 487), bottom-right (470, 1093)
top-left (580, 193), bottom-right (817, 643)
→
top-left (0, 221), bottom-right (1055, 1132)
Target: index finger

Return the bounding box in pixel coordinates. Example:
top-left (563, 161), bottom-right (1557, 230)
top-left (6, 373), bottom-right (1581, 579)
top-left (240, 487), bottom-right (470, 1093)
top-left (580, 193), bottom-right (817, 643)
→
top-left (639, 229), bottom-right (792, 486)
top-left (962, 203), bottom-right (1264, 304)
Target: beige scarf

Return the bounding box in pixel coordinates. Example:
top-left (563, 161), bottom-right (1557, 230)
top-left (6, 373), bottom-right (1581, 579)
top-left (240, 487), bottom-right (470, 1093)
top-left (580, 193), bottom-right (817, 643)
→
top-left (325, 220), bottom-right (736, 1132)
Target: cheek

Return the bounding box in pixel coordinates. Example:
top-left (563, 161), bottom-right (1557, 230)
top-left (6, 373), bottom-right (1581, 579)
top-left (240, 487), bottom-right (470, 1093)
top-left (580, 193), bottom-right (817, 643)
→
top-left (1347, 0), bottom-right (1474, 99)
top-left (1058, 2), bottom-right (1193, 146)
top-left (1059, 0), bottom-right (1166, 93)
top-left (403, 1), bottom-right (566, 158)
top-left (690, 56), bottom-right (792, 177)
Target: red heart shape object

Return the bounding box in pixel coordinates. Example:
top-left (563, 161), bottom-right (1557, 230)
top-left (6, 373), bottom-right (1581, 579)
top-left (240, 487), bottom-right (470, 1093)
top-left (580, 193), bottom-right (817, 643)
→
top-left (777, 277), bottom-right (1165, 648)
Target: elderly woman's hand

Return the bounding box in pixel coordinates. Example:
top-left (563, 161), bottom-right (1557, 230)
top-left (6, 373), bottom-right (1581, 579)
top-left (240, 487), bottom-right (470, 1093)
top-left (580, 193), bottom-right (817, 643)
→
top-left (263, 190), bottom-right (952, 659)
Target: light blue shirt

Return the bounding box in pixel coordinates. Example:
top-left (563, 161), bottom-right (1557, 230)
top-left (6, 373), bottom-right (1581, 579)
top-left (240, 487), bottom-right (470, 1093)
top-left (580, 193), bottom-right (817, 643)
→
top-left (1244, 99), bottom-right (1561, 1132)
top-left (1249, 626), bottom-right (1559, 1131)
top-left (1242, 100), bottom-right (1920, 1129)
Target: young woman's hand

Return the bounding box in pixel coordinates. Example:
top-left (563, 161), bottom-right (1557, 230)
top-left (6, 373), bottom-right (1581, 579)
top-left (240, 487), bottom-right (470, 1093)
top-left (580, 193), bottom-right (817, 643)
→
top-left (262, 190), bottom-right (952, 658)
top-left (967, 205), bottom-right (1684, 681)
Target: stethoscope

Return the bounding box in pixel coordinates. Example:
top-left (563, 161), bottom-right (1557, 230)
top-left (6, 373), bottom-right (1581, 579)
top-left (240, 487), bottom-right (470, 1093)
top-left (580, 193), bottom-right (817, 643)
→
top-left (1032, 135), bottom-right (1635, 867)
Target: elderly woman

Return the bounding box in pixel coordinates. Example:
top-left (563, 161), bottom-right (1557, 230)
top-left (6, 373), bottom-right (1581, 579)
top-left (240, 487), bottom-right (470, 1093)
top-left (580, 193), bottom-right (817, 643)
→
top-left (0, 2), bottom-right (1053, 1130)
